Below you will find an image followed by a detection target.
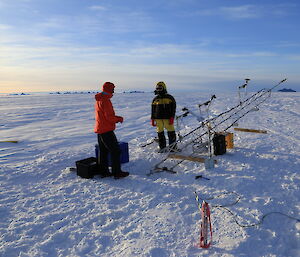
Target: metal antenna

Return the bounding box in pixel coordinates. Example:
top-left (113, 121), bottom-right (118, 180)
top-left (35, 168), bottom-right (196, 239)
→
top-left (198, 95), bottom-right (216, 118)
top-left (238, 78), bottom-right (250, 105)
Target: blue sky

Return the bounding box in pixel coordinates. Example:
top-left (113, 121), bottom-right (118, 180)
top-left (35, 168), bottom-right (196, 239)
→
top-left (0, 0), bottom-right (299, 93)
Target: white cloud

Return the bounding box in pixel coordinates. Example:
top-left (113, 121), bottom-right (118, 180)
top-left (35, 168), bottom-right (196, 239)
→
top-left (224, 51), bottom-right (277, 58)
top-left (36, 17), bottom-right (66, 29)
top-left (0, 41), bottom-right (281, 69)
top-left (194, 5), bottom-right (261, 19)
top-left (287, 55), bottom-right (300, 61)
top-left (195, 4), bottom-right (293, 20)
top-left (128, 44), bottom-right (194, 57)
top-left (89, 5), bottom-right (107, 11)
top-left (220, 5), bottom-right (261, 19)
top-left (0, 24), bottom-right (12, 30)
top-left (276, 41), bottom-right (300, 48)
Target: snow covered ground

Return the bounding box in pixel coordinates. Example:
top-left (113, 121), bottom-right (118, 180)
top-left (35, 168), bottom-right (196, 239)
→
top-left (0, 90), bottom-right (299, 257)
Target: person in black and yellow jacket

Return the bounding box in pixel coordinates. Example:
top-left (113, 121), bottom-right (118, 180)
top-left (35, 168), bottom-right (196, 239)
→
top-left (151, 81), bottom-right (177, 152)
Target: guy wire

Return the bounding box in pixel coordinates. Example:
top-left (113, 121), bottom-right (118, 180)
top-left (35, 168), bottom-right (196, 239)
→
top-left (195, 191), bottom-right (300, 228)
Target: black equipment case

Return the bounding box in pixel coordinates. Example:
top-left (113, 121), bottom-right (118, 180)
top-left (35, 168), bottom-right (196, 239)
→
top-left (75, 157), bottom-right (99, 179)
top-left (213, 133), bottom-right (226, 155)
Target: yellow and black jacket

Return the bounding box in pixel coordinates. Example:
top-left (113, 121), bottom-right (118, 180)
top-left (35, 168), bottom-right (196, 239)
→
top-left (151, 94), bottom-right (176, 119)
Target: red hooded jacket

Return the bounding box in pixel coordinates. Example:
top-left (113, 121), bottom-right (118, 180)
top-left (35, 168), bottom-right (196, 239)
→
top-left (94, 82), bottom-right (122, 134)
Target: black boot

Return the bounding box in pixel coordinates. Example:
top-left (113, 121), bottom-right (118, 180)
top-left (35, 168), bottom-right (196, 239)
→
top-left (168, 131), bottom-right (178, 152)
top-left (157, 132), bottom-right (166, 152)
top-left (114, 170), bottom-right (129, 179)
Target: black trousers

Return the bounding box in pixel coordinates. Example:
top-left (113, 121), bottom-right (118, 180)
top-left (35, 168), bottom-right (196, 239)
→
top-left (97, 131), bottom-right (121, 174)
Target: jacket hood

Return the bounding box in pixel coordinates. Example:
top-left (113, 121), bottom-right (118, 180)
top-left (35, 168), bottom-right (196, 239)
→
top-left (156, 81), bottom-right (167, 91)
top-left (155, 81), bottom-right (167, 95)
top-left (102, 82), bottom-right (115, 94)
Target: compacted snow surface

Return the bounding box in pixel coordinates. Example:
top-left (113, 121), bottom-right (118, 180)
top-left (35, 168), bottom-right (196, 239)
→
top-left (0, 91), bottom-right (299, 257)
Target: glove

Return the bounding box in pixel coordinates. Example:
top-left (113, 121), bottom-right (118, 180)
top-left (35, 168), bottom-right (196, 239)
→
top-left (116, 116), bottom-right (123, 123)
top-left (169, 117), bottom-right (174, 125)
top-left (151, 119), bottom-right (156, 127)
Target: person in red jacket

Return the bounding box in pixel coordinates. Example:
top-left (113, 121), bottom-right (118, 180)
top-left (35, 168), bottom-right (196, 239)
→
top-left (94, 82), bottom-right (129, 179)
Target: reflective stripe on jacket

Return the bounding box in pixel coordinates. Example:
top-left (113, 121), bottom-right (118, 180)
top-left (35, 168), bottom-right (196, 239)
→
top-left (151, 94), bottom-right (176, 119)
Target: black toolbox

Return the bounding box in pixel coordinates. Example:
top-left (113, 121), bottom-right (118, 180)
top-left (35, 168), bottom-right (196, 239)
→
top-left (75, 157), bottom-right (99, 179)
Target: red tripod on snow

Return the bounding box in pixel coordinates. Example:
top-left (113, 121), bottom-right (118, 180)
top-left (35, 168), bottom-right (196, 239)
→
top-left (199, 200), bottom-right (212, 248)
top-left (195, 192), bottom-right (213, 249)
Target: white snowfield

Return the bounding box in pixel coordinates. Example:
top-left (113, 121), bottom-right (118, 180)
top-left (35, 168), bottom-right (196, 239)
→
top-left (0, 91), bottom-right (299, 257)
